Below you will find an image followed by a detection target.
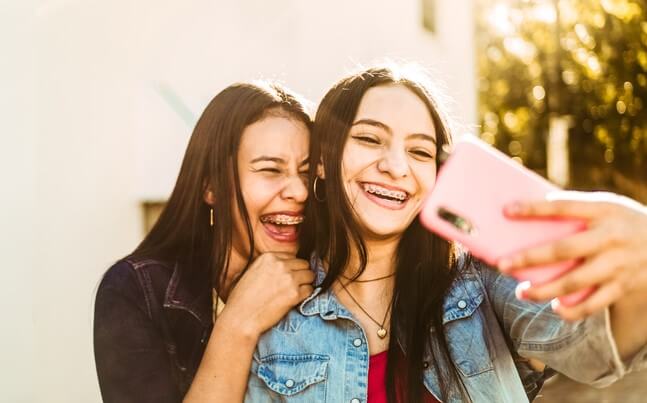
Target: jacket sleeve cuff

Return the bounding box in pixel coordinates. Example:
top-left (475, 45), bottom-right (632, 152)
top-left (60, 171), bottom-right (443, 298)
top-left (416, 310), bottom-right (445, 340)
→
top-left (626, 343), bottom-right (647, 372)
top-left (541, 307), bottom-right (625, 387)
top-left (559, 307), bottom-right (624, 388)
top-left (601, 306), bottom-right (627, 381)
top-left (604, 306), bottom-right (647, 374)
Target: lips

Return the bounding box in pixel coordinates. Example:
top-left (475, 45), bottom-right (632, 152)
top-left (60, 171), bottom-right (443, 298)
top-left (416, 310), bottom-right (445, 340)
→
top-left (359, 182), bottom-right (411, 210)
top-left (259, 212), bottom-right (304, 243)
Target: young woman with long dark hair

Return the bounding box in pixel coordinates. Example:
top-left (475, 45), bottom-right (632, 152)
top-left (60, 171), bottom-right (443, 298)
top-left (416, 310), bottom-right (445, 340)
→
top-left (244, 64), bottom-right (647, 402)
top-left (94, 82), bottom-right (316, 402)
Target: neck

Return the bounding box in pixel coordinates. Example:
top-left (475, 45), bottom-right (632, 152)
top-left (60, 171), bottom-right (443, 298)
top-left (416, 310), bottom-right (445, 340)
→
top-left (217, 246), bottom-right (248, 301)
top-left (343, 234), bottom-right (400, 283)
top-left (334, 234), bottom-right (398, 353)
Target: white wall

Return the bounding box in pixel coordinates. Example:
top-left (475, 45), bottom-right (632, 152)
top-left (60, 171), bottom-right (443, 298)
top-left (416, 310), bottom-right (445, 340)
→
top-left (6, 1), bottom-right (475, 401)
top-left (130, 0), bottom-right (477, 199)
top-left (2, 2), bottom-right (37, 402)
top-left (31, 2), bottom-right (144, 402)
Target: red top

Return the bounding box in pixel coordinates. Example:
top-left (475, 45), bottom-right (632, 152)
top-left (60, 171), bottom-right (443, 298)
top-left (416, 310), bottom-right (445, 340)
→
top-left (368, 351), bottom-right (440, 403)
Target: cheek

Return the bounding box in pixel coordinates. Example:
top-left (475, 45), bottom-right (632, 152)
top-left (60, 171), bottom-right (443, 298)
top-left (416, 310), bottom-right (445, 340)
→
top-left (341, 145), bottom-right (378, 181)
top-left (413, 163), bottom-right (437, 196)
top-left (240, 177), bottom-right (282, 219)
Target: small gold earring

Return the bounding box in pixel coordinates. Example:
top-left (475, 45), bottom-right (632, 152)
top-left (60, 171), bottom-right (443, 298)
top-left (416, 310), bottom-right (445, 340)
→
top-left (209, 208), bottom-right (214, 227)
top-left (313, 176), bottom-right (326, 202)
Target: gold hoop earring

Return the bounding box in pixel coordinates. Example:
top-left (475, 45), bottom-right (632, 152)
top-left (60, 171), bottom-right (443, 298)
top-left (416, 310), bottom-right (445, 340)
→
top-left (313, 176), bottom-right (326, 202)
top-left (209, 208), bottom-right (214, 227)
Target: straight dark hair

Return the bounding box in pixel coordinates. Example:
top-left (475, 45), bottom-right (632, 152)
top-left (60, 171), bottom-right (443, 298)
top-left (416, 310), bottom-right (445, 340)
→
top-left (299, 64), bottom-right (470, 402)
top-left (130, 82), bottom-right (311, 297)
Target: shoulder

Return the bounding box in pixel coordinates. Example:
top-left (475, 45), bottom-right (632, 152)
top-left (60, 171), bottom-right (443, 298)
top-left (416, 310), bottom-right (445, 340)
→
top-left (98, 257), bottom-right (173, 298)
top-left (450, 249), bottom-right (487, 290)
top-left (442, 252), bottom-right (486, 322)
top-left (452, 248), bottom-right (509, 292)
top-left (95, 257), bottom-right (177, 323)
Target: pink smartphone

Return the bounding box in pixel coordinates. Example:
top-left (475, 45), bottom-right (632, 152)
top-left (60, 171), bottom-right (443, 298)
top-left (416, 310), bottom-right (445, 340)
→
top-left (420, 136), bottom-right (593, 306)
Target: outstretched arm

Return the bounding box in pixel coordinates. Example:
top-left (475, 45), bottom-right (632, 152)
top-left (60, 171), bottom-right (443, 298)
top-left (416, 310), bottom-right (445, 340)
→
top-left (498, 191), bottom-right (647, 366)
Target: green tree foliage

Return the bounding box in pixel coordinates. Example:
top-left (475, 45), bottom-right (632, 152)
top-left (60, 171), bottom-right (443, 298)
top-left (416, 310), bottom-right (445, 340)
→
top-left (477, 0), bottom-right (647, 199)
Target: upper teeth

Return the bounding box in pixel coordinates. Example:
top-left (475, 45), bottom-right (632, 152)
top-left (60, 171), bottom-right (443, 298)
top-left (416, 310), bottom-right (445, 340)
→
top-left (261, 214), bottom-right (304, 225)
top-left (363, 184), bottom-right (407, 201)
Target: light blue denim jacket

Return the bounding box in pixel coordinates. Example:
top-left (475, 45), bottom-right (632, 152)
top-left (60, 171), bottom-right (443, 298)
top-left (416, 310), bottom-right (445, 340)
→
top-left (245, 255), bottom-right (646, 402)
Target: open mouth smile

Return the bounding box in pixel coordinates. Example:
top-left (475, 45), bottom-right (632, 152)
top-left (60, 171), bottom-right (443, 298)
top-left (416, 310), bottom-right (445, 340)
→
top-left (259, 212), bottom-right (304, 242)
top-left (360, 182), bottom-right (410, 210)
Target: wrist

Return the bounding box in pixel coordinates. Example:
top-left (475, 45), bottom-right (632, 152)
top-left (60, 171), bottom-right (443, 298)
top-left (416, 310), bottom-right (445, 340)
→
top-left (214, 307), bottom-right (261, 345)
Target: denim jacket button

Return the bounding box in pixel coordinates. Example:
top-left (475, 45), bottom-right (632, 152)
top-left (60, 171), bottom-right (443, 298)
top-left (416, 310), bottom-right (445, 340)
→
top-left (457, 300), bottom-right (467, 309)
top-left (285, 379), bottom-right (295, 388)
top-left (423, 361), bottom-right (429, 369)
top-left (353, 338), bottom-right (363, 347)
top-left (350, 399), bottom-right (361, 403)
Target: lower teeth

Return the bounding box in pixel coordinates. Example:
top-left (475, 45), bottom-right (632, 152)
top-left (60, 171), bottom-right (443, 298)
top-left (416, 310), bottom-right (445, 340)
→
top-left (369, 192), bottom-right (402, 202)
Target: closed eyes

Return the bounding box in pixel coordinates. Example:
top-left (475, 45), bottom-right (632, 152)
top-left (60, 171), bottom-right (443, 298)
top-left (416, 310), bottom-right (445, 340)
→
top-left (352, 134), bottom-right (381, 145)
top-left (410, 149), bottom-right (435, 159)
top-left (258, 167), bottom-right (282, 174)
top-left (254, 167), bottom-right (310, 178)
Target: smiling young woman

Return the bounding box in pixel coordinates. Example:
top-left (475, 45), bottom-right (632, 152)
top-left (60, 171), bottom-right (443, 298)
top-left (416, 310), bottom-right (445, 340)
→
top-left (339, 84), bottom-right (438, 241)
top-left (244, 64), bottom-right (647, 403)
top-left (93, 82), bottom-right (315, 403)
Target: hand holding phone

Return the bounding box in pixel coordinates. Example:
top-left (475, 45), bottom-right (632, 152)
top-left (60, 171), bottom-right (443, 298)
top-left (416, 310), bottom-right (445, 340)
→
top-left (420, 136), bottom-right (594, 306)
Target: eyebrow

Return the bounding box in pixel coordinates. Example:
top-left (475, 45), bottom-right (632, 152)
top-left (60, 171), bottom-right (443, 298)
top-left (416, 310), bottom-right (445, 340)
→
top-left (250, 156), bottom-right (284, 164)
top-left (352, 119), bottom-right (437, 145)
top-left (408, 133), bottom-right (437, 145)
top-left (250, 156), bottom-right (310, 166)
top-left (353, 119), bottom-right (391, 133)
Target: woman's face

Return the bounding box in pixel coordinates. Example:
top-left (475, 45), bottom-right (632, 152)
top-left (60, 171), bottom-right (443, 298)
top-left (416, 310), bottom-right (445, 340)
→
top-left (232, 114), bottom-right (309, 257)
top-left (340, 84), bottom-right (438, 240)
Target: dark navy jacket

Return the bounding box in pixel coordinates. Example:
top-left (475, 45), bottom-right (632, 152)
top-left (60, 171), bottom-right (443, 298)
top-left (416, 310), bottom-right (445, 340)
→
top-left (94, 259), bottom-right (212, 403)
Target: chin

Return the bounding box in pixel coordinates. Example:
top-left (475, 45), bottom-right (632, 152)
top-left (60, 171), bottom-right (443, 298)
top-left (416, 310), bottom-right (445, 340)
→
top-left (358, 214), bottom-right (411, 236)
top-left (362, 225), bottom-right (408, 239)
top-left (259, 240), bottom-right (299, 255)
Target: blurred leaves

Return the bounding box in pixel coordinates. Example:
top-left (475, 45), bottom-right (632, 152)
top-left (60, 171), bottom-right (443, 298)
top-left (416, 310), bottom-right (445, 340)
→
top-left (477, 0), bottom-right (647, 198)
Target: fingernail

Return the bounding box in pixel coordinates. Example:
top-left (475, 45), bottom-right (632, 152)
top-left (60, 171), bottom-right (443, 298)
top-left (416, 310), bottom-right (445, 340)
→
top-left (550, 298), bottom-right (561, 312)
top-left (515, 281), bottom-right (531, 300)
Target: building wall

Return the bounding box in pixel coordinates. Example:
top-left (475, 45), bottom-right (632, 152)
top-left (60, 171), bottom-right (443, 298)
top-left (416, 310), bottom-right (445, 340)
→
top-left (6, 1), bottom-right (475, 401)
top-left (2, 2), bottom-right (37, 402)
top-left (129, 0), bottom-right (477, 200)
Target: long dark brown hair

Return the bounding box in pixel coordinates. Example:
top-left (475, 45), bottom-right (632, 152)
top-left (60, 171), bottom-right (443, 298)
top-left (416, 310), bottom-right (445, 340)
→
top-left (299, 64), bottom-right (469, 402)
top-left (130, 82), bottom-right (311, 296)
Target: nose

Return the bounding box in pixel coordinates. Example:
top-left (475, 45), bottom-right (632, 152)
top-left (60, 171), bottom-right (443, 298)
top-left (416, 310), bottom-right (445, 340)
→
top-left (281, 174), bottom-right (308, 203)
top-left (377, 146), bottom-right (409, 178)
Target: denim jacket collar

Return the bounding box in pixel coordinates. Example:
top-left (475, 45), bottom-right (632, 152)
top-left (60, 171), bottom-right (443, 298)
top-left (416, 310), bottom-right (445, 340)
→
top-left (298, 255), bottom-right (484, 325)
top-left (299, 257), bottom-right (355, 321)
top-left (163, 262), bottom-right (212, 327)
top-left (442, 268), bottom-right (484, 324)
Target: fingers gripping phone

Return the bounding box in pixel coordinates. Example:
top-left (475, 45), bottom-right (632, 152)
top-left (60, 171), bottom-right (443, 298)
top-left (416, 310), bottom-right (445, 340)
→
top-left (420, 136), bottom-right (593, 306)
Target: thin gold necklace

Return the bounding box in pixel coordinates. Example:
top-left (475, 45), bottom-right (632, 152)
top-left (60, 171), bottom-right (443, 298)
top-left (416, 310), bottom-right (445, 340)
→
top-left (337, 279), bottom-right (392, 339)
top-left (340, 272), bottom-right (395, 283)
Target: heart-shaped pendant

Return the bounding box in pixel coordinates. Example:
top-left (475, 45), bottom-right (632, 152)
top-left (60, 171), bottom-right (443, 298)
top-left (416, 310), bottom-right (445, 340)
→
top-left (377, 328), bottom-right (387, 339)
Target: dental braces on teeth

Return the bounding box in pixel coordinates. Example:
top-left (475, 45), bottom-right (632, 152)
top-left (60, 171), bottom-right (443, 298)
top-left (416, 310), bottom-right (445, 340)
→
top-left (363, 184), bottom-right (407, 201)
top-left (261, 215), bottom-right (304, 225)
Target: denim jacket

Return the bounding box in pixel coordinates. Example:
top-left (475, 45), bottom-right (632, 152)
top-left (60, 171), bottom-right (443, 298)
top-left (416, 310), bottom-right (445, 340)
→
top-left (94, 259), bottom-right (213, 403)
top-left (245, 255), bottom-right (647, 402)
